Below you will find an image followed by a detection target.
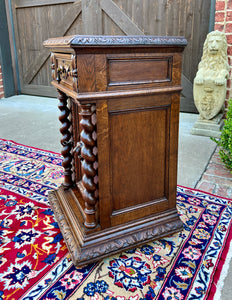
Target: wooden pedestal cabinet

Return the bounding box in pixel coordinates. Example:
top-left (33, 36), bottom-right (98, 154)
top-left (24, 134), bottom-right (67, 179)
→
top-left (44, 35), bottom-right (187, 266)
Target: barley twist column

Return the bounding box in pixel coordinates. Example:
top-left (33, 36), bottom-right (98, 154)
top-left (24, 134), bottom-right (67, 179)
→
top-left (58, 90), bottom-right (73, 190)
top-left (79, 104), bottom-right (98, 228)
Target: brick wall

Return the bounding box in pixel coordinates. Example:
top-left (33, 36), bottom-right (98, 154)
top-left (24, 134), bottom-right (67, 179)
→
top-left (0, 61), bottom-right (4, 99)
top-left (215, 0), bottom-right (232, 109)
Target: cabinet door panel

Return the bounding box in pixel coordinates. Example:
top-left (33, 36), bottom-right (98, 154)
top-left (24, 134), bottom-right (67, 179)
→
top-left (104, 99), bottom-right (171, 226)
top-left (110, 108), bottom-right (166, 208)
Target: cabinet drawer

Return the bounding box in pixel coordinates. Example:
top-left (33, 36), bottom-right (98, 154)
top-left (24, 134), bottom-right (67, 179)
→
top-left (51, 53), bottom-right (78, 91)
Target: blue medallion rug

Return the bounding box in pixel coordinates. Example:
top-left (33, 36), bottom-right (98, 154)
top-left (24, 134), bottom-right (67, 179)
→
top-left (0, 139), bottom-right (231, 300)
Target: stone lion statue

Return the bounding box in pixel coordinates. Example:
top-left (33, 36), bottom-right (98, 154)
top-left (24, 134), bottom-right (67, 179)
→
top-left (194, 31), bottom-right (230, 120)
top-left (195, 30), bottom-right (229, 86)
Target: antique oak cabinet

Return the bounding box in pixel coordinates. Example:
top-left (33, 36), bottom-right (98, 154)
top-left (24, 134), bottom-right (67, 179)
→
top-left (43, 35), bottom-right (187, 266)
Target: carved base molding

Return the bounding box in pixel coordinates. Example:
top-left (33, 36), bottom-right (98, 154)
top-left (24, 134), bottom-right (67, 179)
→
top-left (48, 187), bottom-right (183, 267)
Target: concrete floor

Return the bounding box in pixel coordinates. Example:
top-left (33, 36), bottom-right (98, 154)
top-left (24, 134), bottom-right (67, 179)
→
top-left (0, 95), bottom-right (230, 299)
top-left (0, 95), bottom-right (62, 153)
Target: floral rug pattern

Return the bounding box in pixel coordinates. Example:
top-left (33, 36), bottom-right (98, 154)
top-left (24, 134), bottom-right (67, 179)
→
top-left (0, 139), bottom-right (231, 300)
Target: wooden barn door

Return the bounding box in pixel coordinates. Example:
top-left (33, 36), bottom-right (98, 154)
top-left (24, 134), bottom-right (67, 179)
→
top-left (10, 0), bottom-right (82, 97)
top-left (9, 0), bottom-right (211, 111)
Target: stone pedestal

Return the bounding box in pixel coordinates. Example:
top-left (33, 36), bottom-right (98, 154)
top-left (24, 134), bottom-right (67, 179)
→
top-left (191, 113), bottom-right (224, 138)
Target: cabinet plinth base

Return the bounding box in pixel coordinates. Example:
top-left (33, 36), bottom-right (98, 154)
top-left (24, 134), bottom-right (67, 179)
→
top-left (48, 187), bottom-right (183, 267)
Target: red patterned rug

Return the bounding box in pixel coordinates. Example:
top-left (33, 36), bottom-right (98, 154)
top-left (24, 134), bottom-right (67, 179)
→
top-left (0, 139), bottom-right (231, 300)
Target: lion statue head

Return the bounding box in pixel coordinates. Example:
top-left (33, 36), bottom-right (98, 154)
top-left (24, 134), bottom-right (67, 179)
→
top-left (195, 30), bottom-right (230, 85)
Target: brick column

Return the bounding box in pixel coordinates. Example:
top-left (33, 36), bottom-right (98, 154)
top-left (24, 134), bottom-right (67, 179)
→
top-left (215, 0), bottom-right (232, 109)
top-left (0, 62), bottom-right (4, 99)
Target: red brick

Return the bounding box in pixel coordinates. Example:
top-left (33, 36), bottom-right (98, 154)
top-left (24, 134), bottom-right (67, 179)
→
top-left (226, 34), bottom-right (232, 47)
top-left (227, 11), bottom-right (232, 21)
top-left (216, 185), bottom-right (232, 198)
top-left (196, 181), bottom-right (216, 194)
top-left (0, 87), bottom-right (4, 93)
top-left (202, 174), bottom-right (232, 187)
top-left (215, 11), bottom-right (225, 22)
top-left (210, 152), bottom-right (224, 164)
top-left (227, 79), bottom-right (231, 88)
top-left (226, 34), bottom-right (232, 44)
top-left (228, 0), bottom-right (232, 9)
top-left (214, 23), bottom-right (224, 31)
top-left (226, 22), bottom-right (232, 33)
top-left (206, 162), bottom-right (232, 178)
top-left (227, 46), bottom-right (232, 56)
top-left (216, 1), bottom-right (225, 11)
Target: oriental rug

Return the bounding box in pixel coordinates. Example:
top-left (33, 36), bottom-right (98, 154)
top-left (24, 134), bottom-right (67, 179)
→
top-left (0, 138), bottom-right (231, 300)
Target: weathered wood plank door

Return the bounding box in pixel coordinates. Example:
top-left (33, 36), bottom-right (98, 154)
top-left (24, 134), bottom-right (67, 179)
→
top-left (9, 0), bottom-right (211, 111)
top-left (10, 0), bottom-right (82, 97)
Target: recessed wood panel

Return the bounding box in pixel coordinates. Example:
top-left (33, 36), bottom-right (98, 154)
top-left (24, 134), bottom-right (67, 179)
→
top-left (108, 57), bottom-right (172, 87)
top-left (110, 107), bottom-right (168, 213)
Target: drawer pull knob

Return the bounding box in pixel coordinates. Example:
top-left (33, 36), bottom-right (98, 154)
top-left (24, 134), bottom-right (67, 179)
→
top-left (57, 65), bottom-right (71, 82)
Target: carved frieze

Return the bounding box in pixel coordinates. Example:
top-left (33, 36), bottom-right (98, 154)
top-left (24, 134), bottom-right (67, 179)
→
top-left (71, 35), bottom-right (187, 47)
top-left (44, 35), bottom-right (187, 49)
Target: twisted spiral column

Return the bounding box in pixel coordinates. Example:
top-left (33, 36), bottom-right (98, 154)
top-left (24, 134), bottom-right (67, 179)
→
top-left (79, 104), bottom-right (98, 229)
top-left (58, 90), bottom-right (73, 190)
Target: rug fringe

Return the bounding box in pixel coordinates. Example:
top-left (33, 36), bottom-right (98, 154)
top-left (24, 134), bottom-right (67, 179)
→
top-left (213, 239), bottom-right (232, 300)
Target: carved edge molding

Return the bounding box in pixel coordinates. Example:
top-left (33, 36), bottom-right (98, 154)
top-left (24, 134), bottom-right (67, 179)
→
top-left (77, 219), bottom-right (183, 264)
top-left (71, 35), bottom-right (188, 47)
top-left (44, 35), bottom-right (187, 48)
top-left (43, 35), bottom-right (75, 47)
top-left (48, 191), bottom-right (80, 260)
top-left (80, 220), bottom-right (183, 261)
top-left (48, 190), bottom-right (183, 266)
